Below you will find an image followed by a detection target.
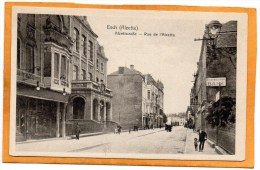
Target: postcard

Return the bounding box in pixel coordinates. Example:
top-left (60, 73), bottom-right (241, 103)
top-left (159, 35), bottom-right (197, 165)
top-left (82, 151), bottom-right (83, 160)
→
top-left (3, 3), bottom-right (256, 168)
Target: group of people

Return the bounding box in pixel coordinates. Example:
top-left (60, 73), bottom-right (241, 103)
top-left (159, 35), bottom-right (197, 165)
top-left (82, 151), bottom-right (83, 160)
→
top-left (194, 129), bottom-right (208, 152)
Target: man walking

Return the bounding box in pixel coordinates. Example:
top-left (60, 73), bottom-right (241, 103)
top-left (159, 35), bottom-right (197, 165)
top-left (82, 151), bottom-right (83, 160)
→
top-left (198, 129), bottom-right (207, 152)
top-left (75, 122), bottom-right (81, 140)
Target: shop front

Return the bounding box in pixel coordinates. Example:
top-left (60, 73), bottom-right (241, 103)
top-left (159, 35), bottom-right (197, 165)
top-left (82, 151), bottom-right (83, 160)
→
top-left (16, 84), bottom-right (68, 142)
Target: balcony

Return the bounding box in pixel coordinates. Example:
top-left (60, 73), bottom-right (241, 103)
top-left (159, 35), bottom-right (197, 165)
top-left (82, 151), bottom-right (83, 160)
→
top-left (43, 23), bottom-right (73, 52)
top-left (71, 80), bottom-right (112, 96)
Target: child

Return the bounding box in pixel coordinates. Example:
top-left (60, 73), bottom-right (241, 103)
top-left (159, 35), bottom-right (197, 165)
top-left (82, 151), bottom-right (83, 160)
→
top-left (194, 138), bottom-right (198, 151)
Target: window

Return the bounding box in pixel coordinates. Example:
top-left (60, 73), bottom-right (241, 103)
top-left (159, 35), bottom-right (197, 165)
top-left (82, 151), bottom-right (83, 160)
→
top-left (96, 77), bottom-right (99, 83)
top-left (61, 55), bottom-right (67, 80)
top-left (89, 40), bottom-right (94, 62)
top-left (17, 38), bottom-right (21, 69)
top-left (96, 59), bottom-right (99, 69)
top-left (73, 28), bottom-right (79, 52)
top-left (25, 44), bottom-right (34, 73)
top-left (81, 69), bottom-right (86, 80)
top-left (88, 72), bottom-right (93, 81)
top-left (100, 79), bottom-right (103, 83)
top-left (73, 65), bottom-right (78, 80)
top-left (81, 35), bottom-right (87, 56)
top-left (101, 63), bottom-right (104, 72)
top-left (147, 90), bottom-right (151, 100)
top-left (54, 53), bottom-right (60, 79)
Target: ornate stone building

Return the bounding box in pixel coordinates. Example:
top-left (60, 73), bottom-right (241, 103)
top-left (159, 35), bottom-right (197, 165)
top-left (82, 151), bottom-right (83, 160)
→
top-left (16, 14), bottom-right (113, 141)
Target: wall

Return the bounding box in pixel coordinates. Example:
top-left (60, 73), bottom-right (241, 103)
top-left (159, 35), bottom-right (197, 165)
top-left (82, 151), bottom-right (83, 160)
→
top-left (108, 74), bottom-right (143, 129)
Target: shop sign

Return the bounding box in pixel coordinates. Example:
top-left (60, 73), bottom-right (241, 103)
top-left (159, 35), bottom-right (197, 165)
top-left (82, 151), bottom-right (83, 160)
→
top-left (206, 77), bottom-right (226, 86)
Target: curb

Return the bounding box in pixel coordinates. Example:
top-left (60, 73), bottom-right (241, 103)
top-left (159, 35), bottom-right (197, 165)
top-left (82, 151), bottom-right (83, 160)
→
top-left (183, 128), bottom-right (189, 153)
top-left (206, 139), bottom-right (216, 148)
top-left (215, 146), bottom-right (229, 155)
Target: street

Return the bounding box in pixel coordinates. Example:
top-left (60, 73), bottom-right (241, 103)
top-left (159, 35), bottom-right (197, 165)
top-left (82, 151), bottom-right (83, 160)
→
top-left (16, 126), bottom-right (219, 156)
top-left (16, 127), bottom-right (187, 154)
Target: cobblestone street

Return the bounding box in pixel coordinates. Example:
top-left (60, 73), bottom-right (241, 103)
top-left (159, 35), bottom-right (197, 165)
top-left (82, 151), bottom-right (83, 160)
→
top-left (16, 126), bottom-right (218, 156)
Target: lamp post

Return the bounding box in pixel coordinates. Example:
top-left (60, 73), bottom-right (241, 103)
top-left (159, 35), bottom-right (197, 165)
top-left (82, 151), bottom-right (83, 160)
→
top-left (194, 20), bottom-right (222, 57)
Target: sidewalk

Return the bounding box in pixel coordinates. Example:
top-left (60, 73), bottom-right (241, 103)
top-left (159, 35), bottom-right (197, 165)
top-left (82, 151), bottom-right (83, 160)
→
top-left (184, 128), bottom-right (218, 155)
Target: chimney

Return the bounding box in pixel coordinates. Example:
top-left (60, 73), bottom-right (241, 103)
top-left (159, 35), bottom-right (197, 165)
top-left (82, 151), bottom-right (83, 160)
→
top-left (83, 16), bottom-right (87, 22)
top-left (130, 65), bottom-right (134, 70)
top-left (119, 67), bottom-right (124, 74)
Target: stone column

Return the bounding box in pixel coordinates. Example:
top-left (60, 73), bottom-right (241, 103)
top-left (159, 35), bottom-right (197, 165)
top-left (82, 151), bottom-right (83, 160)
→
top-left (109, 102), bottom-right (113, 121)
top-left (103, 103), bottom-right (107, 121)
top-left (103, 103), bottom-right (107, 128)
top-left (56, 102), bottom-right (60, 138)
top-left (62, 103), bottom-right (67, 138)
top-left (97, 100), bottom-right (101, 121)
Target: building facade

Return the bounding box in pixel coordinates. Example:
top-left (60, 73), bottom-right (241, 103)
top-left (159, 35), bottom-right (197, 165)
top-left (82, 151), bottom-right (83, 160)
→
top-left (16, 14), bottom-right (113, 142)
top-left (188, 20), bottom-right (237, 154)
top-left (107, 65), bottom-right (164, 130)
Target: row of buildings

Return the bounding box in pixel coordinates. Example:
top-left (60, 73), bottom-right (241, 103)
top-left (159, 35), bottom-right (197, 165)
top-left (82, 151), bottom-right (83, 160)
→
top-left (167, 113), bottom-right (186, 126)
top-left (186, 20), bottom-right (237, 154)
top-left (16, 14), bottom-right (164, 142)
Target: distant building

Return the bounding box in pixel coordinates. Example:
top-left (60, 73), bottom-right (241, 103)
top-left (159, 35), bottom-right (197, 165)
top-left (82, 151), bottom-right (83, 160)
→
top-left (168, 113), bottom-right (186, 126)
top-left (107, 65), bottom-right (164, 129)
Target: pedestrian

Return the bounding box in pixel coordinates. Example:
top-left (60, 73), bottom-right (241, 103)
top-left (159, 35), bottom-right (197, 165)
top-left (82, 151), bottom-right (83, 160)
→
top-left (75, 122), bottom-right (81, 140)
top-left (129, 127), bottom-right (131, 134)
top-left (198, 129), bottom-right (207, 152)
top-left (117, 125), bottom-right (121, 135)
top-left (194, 138), bottom-right (198, 151)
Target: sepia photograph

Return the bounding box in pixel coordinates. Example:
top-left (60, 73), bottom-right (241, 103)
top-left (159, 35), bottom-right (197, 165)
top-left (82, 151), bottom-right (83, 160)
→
top-left (8, 6), bottom-right (249, 161)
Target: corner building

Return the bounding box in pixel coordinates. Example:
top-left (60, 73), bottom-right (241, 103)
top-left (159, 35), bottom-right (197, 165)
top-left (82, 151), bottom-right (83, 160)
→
top-left (16, 14), bottom-right (114, 142)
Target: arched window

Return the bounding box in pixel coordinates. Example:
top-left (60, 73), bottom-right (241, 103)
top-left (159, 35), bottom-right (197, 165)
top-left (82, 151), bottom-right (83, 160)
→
top-left (81, 35), bottom-right (87, 56)
top-left (96, 59), bottom-right (99, 69)
top-left (73, 97), bottom-right (85, 119)
top-left (101, 63), bottom-right (104, 72)
top-left (88, 72), bottom-right (93, 81)
top-left (73, 28), bottom-right (79, 52)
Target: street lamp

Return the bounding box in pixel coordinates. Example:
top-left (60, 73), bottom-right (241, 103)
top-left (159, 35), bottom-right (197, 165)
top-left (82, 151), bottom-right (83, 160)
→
top-left (36, 81), bottom-right (40, 91)
top-left (194, 20), bottom-right (223, 57)
top-left (207, 20), bottom-right (222, 38)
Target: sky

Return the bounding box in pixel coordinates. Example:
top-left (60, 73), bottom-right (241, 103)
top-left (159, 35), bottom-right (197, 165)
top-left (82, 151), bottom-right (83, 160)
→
top-left (79, 9), bottom-right (239, 114)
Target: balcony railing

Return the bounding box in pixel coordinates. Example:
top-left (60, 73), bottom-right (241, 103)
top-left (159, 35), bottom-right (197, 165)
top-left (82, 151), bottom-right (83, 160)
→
top-left (71, 80), bottom-right (112, 96)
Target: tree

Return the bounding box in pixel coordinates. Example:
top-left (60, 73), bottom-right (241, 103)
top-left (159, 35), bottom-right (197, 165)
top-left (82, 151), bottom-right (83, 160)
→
top-left (206, 96), bottom-right (236, 128)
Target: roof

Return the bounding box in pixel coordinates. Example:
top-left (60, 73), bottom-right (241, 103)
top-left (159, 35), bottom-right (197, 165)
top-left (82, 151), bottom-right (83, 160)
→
top-left (216, 21), bottom-right (237, 48)
top-left (108, 67), bottom-right (144, 77)
top-left (75, 16), bottom-right (98, 38)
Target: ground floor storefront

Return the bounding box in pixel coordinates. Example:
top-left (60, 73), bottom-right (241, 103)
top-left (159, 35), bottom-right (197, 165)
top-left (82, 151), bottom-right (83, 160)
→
top-left (16, 96), bottom-right (67, 142)
top-left (142, 114), bottom-right (163, 129)
top-left (16, 83), bottom-right (115, 142)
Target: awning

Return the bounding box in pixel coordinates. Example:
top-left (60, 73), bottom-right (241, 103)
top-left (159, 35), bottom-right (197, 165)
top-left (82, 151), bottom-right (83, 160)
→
top-left (17, 84), bottom-right (69, 103)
